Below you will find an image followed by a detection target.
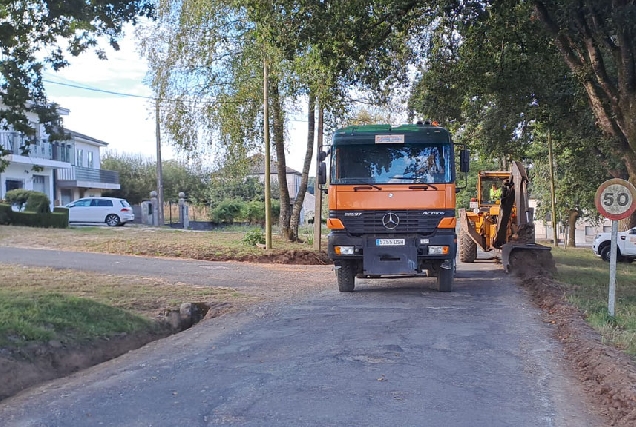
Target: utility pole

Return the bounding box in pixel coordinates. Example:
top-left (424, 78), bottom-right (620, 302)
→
top-left (263, 60), bottom-right (272, 249)
top-left (313, 106), bottom-right (324, 251)
top-left (155, 99), bottom-right (164, 227)
top-left (547, 124), bottom-right (558, 247)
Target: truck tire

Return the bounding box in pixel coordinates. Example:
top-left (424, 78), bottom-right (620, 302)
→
top-left (336, 261), bottom-right (356, 292)
top-left (601, 245), bottom-right (612, 262)
top-left (437, 262), bottom-right (454, 292)
top-left (459, 230), bottom-right (477, 263)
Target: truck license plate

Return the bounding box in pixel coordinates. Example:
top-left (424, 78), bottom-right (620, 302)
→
top-left (376, 238), bottom-right (405, 246)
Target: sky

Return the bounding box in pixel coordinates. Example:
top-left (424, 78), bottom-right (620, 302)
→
top-left (42, 28), bottom-right (312, 173)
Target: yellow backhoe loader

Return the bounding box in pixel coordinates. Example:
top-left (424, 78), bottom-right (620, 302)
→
top-left (458, 161), bottom-right (555, 275)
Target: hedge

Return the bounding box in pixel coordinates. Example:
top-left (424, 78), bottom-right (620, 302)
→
top-left (0, 204), bottom-right (68, 228)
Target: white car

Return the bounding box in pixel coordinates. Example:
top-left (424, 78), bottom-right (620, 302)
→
top-left (66, 197), bottom-right (135, 226)
top-left (592, 227), bottom-right (636, 262)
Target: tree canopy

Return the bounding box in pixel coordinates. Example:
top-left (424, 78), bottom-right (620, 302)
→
top-left (0, 0), bottom-right (153, 148)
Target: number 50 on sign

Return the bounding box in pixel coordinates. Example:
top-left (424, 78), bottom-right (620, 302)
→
top-left (595, 179), bottom-right (636, 221)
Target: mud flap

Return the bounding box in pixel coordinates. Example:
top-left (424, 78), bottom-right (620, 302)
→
top-left (363, 245), bottom-right (418, 275)
top-left (501, 242), bottom-right (555, 276)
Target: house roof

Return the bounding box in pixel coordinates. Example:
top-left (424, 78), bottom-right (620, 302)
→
top-left (249, 154), bottom-right (302, 176)
top-left (68, 130), bottom-right (109, 147)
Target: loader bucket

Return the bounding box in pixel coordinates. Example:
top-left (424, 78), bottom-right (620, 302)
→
top-left (501, 242), bottom-right (555, 277)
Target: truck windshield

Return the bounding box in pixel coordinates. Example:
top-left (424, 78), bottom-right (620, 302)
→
top-left (331, 143), bottom-right (452, 184)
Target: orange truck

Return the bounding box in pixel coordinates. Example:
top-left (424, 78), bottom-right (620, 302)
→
top-left (319, 122), bottom-right (469, 292)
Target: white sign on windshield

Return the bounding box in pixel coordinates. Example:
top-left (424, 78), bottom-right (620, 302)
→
top-left (375, 134), bottom-right (404, 144)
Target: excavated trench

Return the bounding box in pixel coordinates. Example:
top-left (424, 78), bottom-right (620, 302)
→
top-left (0, 301), bottom-right (233, 402)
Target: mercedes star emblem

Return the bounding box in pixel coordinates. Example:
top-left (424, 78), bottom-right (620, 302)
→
top-left (382, 212), bottom-right (400, 230)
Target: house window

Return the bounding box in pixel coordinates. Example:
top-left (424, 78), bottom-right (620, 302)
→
top-left (76, 149), bottom-right (84, 167)
top-left (603, 226), bottom-right (612, 233)
top-left (5, 179), bottom-right (23, 192)
top-left (88, 151), bottom-right (94, 168)
top-left (585, 226), bottom-right (596, 236)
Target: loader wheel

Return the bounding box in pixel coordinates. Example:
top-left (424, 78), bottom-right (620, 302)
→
top-left (336, 261), bottom-right (356, 292)
top-left (459, 230), bottom-right (477, 263)
top-left (437, 261), bottom-right (454, 292)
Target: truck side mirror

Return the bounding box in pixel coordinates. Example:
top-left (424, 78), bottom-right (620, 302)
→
top-left (318, 162), bottom-right (327, 185)
top-left (460, 149), bottom-right (470, 173)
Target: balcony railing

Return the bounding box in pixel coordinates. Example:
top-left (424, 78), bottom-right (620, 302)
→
top-left (56, 166), bottom-right (120, 185)
top-left (0, 131), bottom-right (58, 160)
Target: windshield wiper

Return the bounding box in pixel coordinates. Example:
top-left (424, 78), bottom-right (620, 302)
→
top-left (353, 184), bottom-right (382, 191)
top-left (408, 184), bottom-right (438, 190)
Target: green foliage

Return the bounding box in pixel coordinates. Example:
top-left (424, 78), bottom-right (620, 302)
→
top-left (25, 192), bottom-right (51, 214)
top-left (4, 189), bottom-right (33, 207)
top-left (211, 199), bottom-right (245, 224)
top-left (5, 190), bottom-right (50, 213)
top-left (8, 211), bottom-right (68, 228)
top-left (0, 1), bottom-right (153, 171)
top-left (0, 204), bottom-right (11, 225)
top-left (242, 228), bottom-right (266, 247)
top-left (101, 152), bottom-right (209, 204)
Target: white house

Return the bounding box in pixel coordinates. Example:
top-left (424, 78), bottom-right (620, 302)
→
top-left (0, 105), bottom-right (119, 210)
top-left (55, 131), bottom-right (120, 205)
top-left (249, 155), bottom-right (315, 224)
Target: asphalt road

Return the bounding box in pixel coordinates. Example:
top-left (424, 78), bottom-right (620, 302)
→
top-left (0, 247), bottom-right (602, 426)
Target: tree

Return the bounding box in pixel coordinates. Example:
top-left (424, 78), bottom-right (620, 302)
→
top-left (0, 0), bottom-right (153, 171)
top-left (101, 152), bottom-right (208, 205)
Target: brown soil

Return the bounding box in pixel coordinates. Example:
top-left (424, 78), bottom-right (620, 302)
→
top-left (513, 258), bottom-right (636, 426)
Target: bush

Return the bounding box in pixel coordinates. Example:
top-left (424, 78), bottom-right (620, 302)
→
top-left (4, 189), bottom-right (50, 213)
top-left (25, 192), bottom-right (51, 213)
top-left (9, 211), bottom-right (68, 228)
top-left (211, 199), bottom-right (245, 224)
top-left (0, 204), bottom-right (11, 225)
top-left (243, 228), bottom-right (266, 246)
top-left (4, 189), bottom-right (32, 207)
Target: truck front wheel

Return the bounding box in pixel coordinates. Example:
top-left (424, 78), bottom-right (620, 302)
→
top-left (336, 261), bottom-right (356, 292)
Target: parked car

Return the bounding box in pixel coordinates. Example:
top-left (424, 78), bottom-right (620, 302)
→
top-left (592, 227), bottom-right (636, 262)
top-left (65, 197), bottom-right (134, 226)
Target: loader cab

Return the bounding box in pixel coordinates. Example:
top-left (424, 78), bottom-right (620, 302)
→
top-left (477, 172), bottom-right (511, 209)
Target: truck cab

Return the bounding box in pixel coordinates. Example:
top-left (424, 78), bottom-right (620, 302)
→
top-left (324, 122), bottom-right (468, 292)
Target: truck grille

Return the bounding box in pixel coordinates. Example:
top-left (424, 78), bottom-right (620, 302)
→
top-left (332, 210), bottom-right (452, 235)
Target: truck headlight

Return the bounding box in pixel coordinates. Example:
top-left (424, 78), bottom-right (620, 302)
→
top-left (428, 246), bottom-right (449, 255)
top-left (335, 246), bottom-right (355, 255)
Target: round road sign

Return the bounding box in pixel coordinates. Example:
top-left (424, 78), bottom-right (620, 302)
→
top-left (595, 179), bottom-right (636, 220)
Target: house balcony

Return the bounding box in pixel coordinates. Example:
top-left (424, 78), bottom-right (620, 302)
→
top-left (0, 131), bottom-right (71, 169)
top-left (56, 166), bottom-right (120, 190)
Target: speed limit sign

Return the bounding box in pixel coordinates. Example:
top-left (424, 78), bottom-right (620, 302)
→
top-left (595, 179), bottom-right (636, 220)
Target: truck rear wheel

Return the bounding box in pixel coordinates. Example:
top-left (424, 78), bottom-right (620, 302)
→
top-left (459, 230), bottom-right (477, 263)
top-left (336, 261), bottom-right (356, 292)
top-left (437, 262), bottom-right (454, 292)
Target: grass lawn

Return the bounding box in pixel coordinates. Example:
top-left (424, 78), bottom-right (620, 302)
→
top-left (551, 246), bottom-right (636, 357)
top-left (0, 224), bottom-right (323, 260)
top-left (0, 263), bottom-right (252, 347)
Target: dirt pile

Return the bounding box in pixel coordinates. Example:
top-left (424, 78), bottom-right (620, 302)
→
top-left (521, 275), bottom-right (636, 426)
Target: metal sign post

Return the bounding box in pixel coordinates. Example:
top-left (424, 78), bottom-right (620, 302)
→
top-left (595, 179), bottom-right (636, 316)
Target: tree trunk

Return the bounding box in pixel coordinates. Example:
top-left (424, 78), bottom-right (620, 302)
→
top-left (289, 95), bottom-right (316, 242)
top-left (270, 80), bottom-right (292, 239)
top-left (567, 209), bottom-right (578, 247)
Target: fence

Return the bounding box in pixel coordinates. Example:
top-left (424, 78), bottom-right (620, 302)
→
top-left (166, 200), bottom-right (211, 225)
